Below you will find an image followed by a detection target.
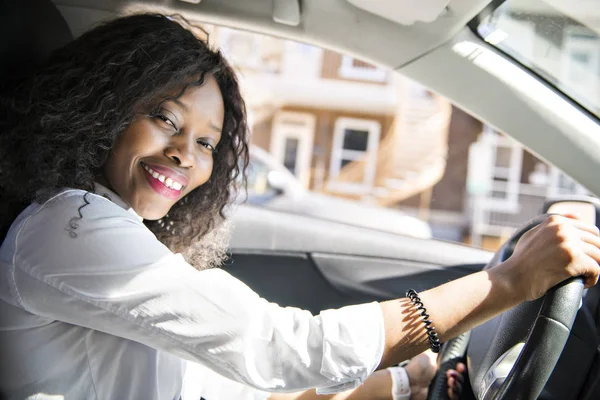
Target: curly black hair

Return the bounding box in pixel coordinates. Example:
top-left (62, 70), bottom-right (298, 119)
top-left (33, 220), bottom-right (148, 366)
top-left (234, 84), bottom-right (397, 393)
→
top-left (0, 13), bottom-right (249, 260)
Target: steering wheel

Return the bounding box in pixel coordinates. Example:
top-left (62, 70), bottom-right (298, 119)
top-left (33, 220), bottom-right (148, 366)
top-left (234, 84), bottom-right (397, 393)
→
top-left (428, 215), bottom-right (585, 400)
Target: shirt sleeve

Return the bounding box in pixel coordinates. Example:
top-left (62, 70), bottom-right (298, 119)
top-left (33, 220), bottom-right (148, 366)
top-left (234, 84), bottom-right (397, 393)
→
top-left (9, 191), bottom-right (385, 393)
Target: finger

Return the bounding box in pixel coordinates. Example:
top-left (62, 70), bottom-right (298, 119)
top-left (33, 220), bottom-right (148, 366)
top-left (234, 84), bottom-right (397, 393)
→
top-left (454, 379), bottom-right (463, 395)
top-left (446, 376), bottom-right (462, 399)
top-left (448, 386), bottom-right (456, 400)
top-left (455, 362), bottom-right (467, 374)
top-left (581, 231), bottom-right (600, 249)
top-left (572, 220), bottom-right (600, 237)
top-left (546, 214), bottom-right (599, 236)
top-left (447, 369), bottom-right (464, 385)
top-left (576, 244), bottom-right (600, 287)
top-left (447, 375), bottom-right (455, 386)
top-left (582, 241), bottom-right (600, 265)
top-left (447, 377), bottom-right (457, 400)
top-left (586, 273), bottom-right (599, 289)
top-left (584, 265), bottom-right (600, 289)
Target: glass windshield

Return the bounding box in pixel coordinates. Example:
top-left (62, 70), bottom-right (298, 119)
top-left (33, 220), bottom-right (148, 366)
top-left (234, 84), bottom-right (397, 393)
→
top-left (477, 0), bottom-right (600, 118)
top-left (211, 23), bottom-right (594, 250)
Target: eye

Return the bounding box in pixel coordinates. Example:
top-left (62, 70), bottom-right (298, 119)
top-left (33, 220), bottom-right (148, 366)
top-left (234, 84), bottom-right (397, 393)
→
top-left (197, 139), bottom-right (216, 153)
top-left (151, 112), bottom-right (178, 132)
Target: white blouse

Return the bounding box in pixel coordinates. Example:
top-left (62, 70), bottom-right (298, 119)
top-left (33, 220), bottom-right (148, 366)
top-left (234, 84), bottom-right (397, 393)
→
top-left (0, 185), bottom-right (385, 400)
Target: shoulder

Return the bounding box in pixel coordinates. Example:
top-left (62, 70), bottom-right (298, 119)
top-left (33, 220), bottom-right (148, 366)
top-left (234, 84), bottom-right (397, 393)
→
top-left (35, 189), bottom-right (137, 223)
top-left (13, 189), bottom-right (168, 270)
top-left (17, 188), bottom-right (145, 237)
top-left (15, 187), bottom-right (143, 243)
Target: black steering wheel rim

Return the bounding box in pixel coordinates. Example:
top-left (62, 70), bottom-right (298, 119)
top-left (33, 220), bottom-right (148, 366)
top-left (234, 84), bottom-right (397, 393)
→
top-left (471, 214), bottom-right (584, 400)
top-left (428, 215), bottom-right (585, 400)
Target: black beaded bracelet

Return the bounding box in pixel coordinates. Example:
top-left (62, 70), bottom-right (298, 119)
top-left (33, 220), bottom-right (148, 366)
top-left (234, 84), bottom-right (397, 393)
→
top-left (406, 289), bottom-right (441, 353)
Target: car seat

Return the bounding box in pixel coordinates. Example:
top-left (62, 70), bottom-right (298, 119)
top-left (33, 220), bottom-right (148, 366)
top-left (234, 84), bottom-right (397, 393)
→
top-left (0, 0), bottom-right (73, 91)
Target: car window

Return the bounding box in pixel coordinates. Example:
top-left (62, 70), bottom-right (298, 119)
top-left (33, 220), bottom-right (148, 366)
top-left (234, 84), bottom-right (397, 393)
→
top-left (476, 0), bottom-right (600, 118)
top-left (212, 25), bottom-right (594, 250)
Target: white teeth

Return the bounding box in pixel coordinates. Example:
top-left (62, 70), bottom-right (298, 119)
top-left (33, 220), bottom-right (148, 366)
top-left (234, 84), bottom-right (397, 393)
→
top-left (143, 164), bottom-right (183, 191)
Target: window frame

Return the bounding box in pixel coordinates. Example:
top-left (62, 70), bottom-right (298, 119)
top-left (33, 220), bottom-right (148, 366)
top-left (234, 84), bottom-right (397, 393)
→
top-left (270, 111), bottom-right (316, 188)
top-left (469, 1), bottom-right (600, 123)
top-left (327, 117), bottom-right (381, 194)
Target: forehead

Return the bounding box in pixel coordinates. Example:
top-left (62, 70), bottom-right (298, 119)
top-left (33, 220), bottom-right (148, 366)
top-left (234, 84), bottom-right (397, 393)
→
top-left (176, 75), bottom-right (224, 121)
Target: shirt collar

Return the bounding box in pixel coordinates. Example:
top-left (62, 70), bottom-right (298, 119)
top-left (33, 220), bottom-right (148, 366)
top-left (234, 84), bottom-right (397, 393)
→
top-left (94, 182), bottom-right (143, 222)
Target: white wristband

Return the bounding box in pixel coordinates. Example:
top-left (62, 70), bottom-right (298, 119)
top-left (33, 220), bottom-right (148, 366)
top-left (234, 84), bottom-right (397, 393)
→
top-left (389, 366), bottom-right (411, 400)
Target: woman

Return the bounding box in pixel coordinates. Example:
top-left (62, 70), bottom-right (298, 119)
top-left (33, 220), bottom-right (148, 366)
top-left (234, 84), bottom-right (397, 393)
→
top-left (0, 13), bottom-right (597, 400)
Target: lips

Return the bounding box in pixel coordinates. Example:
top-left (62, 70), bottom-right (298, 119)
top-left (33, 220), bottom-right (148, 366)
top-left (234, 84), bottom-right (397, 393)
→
top-left (143, 162), bottom-right (189, 186)
top-left (141, 162), bottom-right (188, 200)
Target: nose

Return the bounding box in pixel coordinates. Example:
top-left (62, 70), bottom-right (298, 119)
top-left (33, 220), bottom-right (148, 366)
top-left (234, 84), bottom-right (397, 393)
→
top-left (164, 134), bottom-right (195, 168)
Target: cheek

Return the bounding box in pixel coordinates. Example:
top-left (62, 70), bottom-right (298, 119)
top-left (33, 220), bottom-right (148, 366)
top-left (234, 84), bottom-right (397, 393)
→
top-left (201, 156), bottom-right (215, 180)
top-left (189, 155), bottom-right (215, 189)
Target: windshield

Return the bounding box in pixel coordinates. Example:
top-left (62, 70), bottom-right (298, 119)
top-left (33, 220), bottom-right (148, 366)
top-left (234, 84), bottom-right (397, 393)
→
top-left (477, 0), bottom-right (600, 118)
top-left (212, 22), bottom-right (594, 248)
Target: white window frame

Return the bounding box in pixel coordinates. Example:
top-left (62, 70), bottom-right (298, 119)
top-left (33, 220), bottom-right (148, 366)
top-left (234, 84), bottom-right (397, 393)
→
top-left (480, 125), bottom-right (523, 212)
top-left (338, 55), bottom-right (387, 82)
top-left (327, 117), bottom-right (380, 194)
top-left (470, 126), bottom-right (524, 246)
top-left (270, 112), bottom-right (316, 188)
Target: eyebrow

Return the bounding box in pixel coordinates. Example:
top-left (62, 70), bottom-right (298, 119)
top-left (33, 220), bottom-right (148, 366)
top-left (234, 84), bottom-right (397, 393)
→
top-left (170, 98), bottom-right (188, 112)
top-left (210, 122), bottom-right (223, 133)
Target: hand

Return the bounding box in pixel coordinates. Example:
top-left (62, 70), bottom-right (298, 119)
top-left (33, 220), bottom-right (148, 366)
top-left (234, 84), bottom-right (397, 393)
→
top-left (403, 351), bottom-right (465, 400)
top-left (446, 363), bottom-right (465, 400)
top-left (403, 350), bottom-right (437, 400)
top-left (501, 214), bottom-right (600, 302)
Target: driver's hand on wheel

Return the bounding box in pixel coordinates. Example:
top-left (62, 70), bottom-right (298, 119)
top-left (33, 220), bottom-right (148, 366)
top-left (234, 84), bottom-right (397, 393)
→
top-left (402, 350), bottom-right (464, 400)
top-left (446, 363), bottom-right (466, 400)
top-left (502, 214), bottom-right (600, 302)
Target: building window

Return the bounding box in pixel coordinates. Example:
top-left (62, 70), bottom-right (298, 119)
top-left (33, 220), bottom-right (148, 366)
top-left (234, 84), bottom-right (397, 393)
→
top-left (270, 112), bottom-right (316, 188)
top-left (484, 126), bottom-right (523, 210)
top-left (282, 137), bottom-right (300, 174)
top-left (338, 55), bottom-right (387, 82)
top-left (328, 118), bottom-right (381, 193)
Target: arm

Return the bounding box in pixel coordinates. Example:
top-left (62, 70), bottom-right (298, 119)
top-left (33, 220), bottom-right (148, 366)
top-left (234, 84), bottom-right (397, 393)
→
top-left (268, 369), bottom-right (393, 400)
top-left (7, 191), bottom-right (384, 393)
top-left (267, 349), bottom-right (440, 400)
top-left (379, 268), bottom-right (515, 368)
top-left (378, 215), bottom-right (600, 368)
top-left (8, 193), bottom-right (599, 393)
top-left (183, 362), bottom-right (394, 400)
top-left (184, 351), bottom-right (436, 400)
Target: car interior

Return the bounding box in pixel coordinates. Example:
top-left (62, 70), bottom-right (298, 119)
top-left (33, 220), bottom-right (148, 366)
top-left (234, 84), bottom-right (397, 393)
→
top-left (2, 0), bottom-right (600, 399)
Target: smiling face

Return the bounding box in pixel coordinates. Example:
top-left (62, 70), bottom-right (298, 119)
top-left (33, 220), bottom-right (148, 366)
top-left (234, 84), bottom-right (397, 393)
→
top-left (100, 75), bottom-right (224, 220)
